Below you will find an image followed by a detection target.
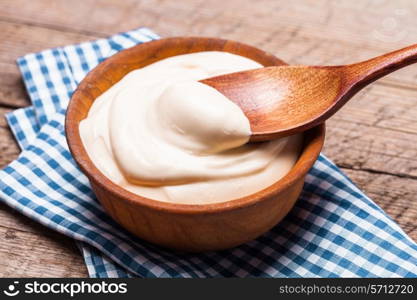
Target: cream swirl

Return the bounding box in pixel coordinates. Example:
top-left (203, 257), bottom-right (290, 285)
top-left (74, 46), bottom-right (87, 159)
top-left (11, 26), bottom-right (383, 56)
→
top-left (79, 51), bottom-right (302, 204)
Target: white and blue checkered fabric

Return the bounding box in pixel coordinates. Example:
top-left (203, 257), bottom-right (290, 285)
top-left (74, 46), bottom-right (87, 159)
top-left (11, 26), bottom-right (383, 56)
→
top-left (1, 27), bottom-right (417, 278)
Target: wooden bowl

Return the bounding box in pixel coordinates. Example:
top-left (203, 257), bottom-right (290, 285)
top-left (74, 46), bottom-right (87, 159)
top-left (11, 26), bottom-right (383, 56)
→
top-left (65, 37), bottom-right (325, 252)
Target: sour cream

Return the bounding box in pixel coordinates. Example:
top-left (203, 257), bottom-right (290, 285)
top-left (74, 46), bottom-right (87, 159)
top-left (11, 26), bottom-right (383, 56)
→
top-left (79, 51), bottom-right (302, 204)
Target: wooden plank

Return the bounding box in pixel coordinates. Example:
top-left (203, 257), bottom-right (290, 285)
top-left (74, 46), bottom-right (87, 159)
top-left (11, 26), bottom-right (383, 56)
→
top-left (0, 107), bottom-right (19, 167)
top-left (0, 20), bottom-right (98, 64)
top-left (0, 224), bottom-right (87, 277)
top-left (0, 0), bottom-right (417, 106)
top-left (0, 67), bottom-right (30, 108)
top-left (1, 0), bottom-right (417, 87)
top-left (0, 202), bottom-right (52, 236)
top-left (331, 83), bottom-right (417, 134)
top-left (3, 0), bottom-right (417, 46)
top-left (0, 192), bottom-right (89, 277)
top-left (0, 20), bottom-right (99, 107)
top-left (342, 168), bottom-right (417, 241)
top-left (323, 83), bottom-right (417, 178)
top-left (1, 0), bottom-right (417, 108)
top-left (0, 107), bottom-right (11, 127)
top-left (325, 122), bottom-right (417, 178)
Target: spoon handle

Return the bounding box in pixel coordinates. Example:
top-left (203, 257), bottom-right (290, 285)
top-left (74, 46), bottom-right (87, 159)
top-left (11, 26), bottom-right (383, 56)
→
top-left (344, 43), bottom-right (417, 89)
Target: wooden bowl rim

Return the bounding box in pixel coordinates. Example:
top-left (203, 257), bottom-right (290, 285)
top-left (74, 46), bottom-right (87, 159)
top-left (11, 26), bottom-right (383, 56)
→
top-left (65, 37), bottom-right (325, 215)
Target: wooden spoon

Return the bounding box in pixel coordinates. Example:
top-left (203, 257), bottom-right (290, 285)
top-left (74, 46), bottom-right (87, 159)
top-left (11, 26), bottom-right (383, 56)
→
top-left (201, 44), bottom-right (417, 141)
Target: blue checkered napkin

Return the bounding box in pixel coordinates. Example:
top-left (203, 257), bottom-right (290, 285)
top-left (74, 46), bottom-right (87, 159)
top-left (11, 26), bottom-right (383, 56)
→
top-left (7, 107), bottom-right (130, 278)
top-left (10, 112), bottom-right (131, 279)
top-left (2, 28), bottom-right (417, 278)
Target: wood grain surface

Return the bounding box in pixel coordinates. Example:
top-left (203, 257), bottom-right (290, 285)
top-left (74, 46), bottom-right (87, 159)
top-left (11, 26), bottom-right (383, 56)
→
top-left (0, 0), bottom-right (416, 277)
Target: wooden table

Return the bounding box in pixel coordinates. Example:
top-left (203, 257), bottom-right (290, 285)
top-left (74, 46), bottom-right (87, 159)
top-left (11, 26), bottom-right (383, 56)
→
top-left (0, 0), bottom-right (416, 277)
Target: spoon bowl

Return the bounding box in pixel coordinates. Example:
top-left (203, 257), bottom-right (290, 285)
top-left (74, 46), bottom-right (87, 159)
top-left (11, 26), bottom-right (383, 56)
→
top-left (202, 66), bottom-right (343, 141)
